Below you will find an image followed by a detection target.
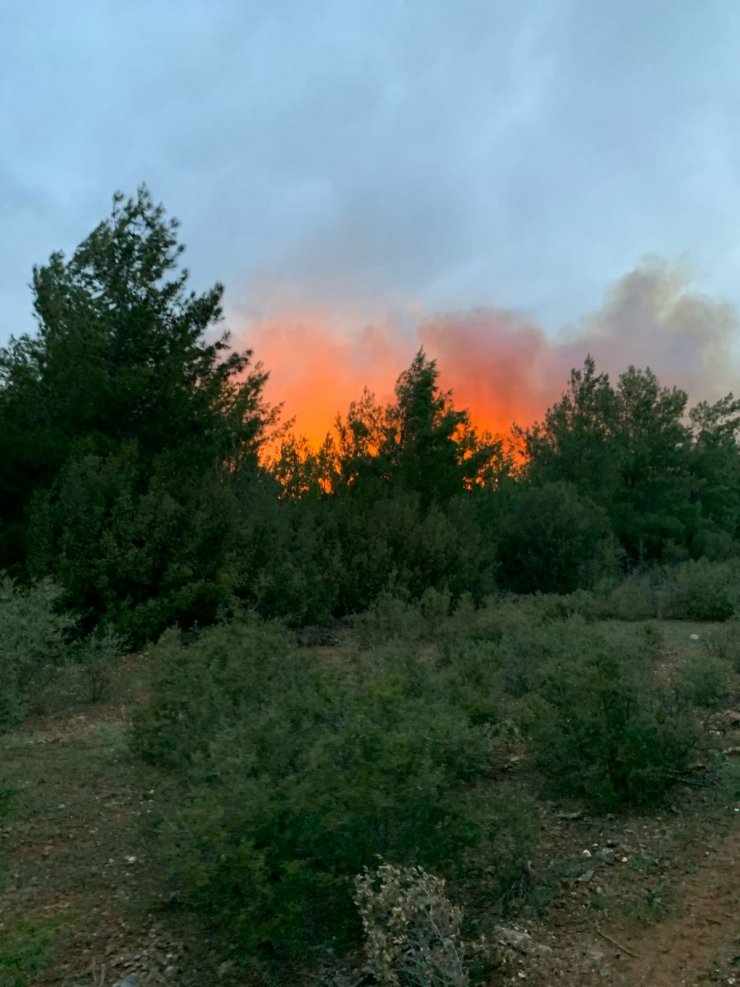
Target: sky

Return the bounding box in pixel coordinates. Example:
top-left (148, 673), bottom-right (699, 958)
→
top-left (2, 0), bottom-right (740, 436)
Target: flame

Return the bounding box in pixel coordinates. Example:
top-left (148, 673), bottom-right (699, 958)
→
top-left (245, 305), bottom-right (410, 446)
top-left (235, 261), bottom-right (740, 450)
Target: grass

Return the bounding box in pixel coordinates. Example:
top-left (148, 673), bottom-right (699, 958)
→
top-left (0, 679), bottom-right (168, 986)
top-left (0, 916), bottom-right (74, 987)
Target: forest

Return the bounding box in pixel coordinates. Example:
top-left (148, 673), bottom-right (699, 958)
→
top-left (1, 189), bottom-right (739, 987)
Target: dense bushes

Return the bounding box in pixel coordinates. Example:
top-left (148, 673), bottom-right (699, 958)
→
top-left (527, 558), bottom-right (740, 625)
top-left (0, 575), bottom-right (72, 729)
top-left (132, 619), bottom-right (537, 967)
top-left (517, 619), bottom-right (698, 807)
top-left (130, 598), bottom-right (725, 976)
top-left (495, 482), bottom-right (619, 594)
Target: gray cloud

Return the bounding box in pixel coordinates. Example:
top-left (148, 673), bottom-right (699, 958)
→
top-left (2, 0), bottom-right (740, 358)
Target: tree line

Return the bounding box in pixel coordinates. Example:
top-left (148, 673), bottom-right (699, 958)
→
top-left (1, 188), bottom-right (739, 643)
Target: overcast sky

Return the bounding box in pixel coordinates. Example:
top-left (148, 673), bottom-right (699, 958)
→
top-left (3, 0), bottom-right (740, 349)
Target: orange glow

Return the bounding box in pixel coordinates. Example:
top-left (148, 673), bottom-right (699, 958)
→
top-left (240, 305), bottom-right (565, 447)
top-left (244, 306), bottom-right (410, 446)
top-left (418, 310), bottom-right (563, 439)
top-left (234, 263), bottom-right (740, 452)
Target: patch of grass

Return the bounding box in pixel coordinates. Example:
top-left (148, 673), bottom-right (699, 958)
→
top-left (0, 915), bottom-right (71, 987)
top-left (718, 757), bottom-right (740, 802)
top-left (628, 883), bottom-right (671, 925)
top-left (628, 853), bottom-right (661, 874)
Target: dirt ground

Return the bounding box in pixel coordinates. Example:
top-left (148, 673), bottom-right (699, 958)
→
top-left (494, 816), bottom-right (740, 987)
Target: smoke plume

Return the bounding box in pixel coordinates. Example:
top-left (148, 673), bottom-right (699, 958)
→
top-left (236, 259), bottom-right (740, 445)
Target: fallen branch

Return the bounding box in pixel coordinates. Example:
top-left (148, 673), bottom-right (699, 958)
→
top-left (595, 922), bottom-right (639, 959)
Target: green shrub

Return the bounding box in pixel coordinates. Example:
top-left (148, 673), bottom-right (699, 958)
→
top-left (77, 625), bottom-right (127, 703)
top-left (657, 559), bottom-right (740, 621)
top-left (351, 588), bottom-right (467, 649)
top-left (550, 561), bottom-right (740, 623)
top-left (0, 575), bottom-right (73, 730)
top-left (522, 620), bottom-right (698, 808)
top-left (133, 619), bottom-right (537, 967)
top-left (131, 617), bottom-right (295, 770)
top-left (495, 482), bottom-right (619, 595)
top-left (703, 619), bottom-right (740, 671)
top-left (602, 574), bottom-right (658, 621)
top-left (718, 756), bottom-right (740, 802)
top-left (673, 652), bottom-right (730, 708)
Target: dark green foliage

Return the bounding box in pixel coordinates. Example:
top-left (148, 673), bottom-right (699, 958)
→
top-left (0, 575), bottom-right (72, 729)
top-left (28, 445), bottom-right (251, 642)
top-left (521, 358), bottom-right (717, 562)
top-left (329, 351), bottom-right (509, 503)
top-left (520, 620), bottom-right (698, 807)
top-left (657, 559), bottom-right (740, 621)
top-left (689, 394), bottom-right (740, 546)
top-left (0, 188), bottom-right (273, 639)
top-left (523, 559), bottom-right (740, 624)
top-left (132, 619), bottom-right (537, 965)
top-left (673, 651), bottom-right (730, 708)
top-left (495, 482), bottom-right (618, 594)
top-left (77, 624), bottom-right (126, 703)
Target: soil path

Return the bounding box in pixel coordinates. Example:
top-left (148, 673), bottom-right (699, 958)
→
top-left (623, 826), bottom-right (740, 986)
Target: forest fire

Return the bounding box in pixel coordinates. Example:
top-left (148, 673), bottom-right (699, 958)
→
top-left (243, 306), bottom-right (563, 446)
top-left (238, 261), bottom-right (740, 447)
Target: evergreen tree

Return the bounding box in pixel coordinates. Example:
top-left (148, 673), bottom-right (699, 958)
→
top-left (522, 357), bottom-right (697, 561)
top-left (0, 187), bottom-right (274, 636)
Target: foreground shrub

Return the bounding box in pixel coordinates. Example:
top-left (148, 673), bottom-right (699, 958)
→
top-left (354, 861), bottom-right (469, 987)
top-left (0, 575), bottom-right (72, 729)
top-left (133, 620), bottom-right (537, 967)
top-left (522, 620), bottom-right (698, 808)
top-left (131, 617), bottom-right (294, 769)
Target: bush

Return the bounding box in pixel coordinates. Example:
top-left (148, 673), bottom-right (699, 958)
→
top-left (131, 617), bottom-right (295, 770)
top-left (657, 559), bottom-right (740, 621)
top-left (496, 482), bottom-right (619, 595)
top-left (354, 861), bottom-right (469, 987)
top-left (0, 575), bottom-right (73, 730)
top-left (702, 619), bottom-right (740, 671)
top-left (77, 625), bottom-right (126, 703)
top-left (673, 652), bottom-right (730, 708)
top-left (133, 619), bottom-right (537, 967)
top-left (522, 620), bottom-right (698, 808)
top-left (601, 575), bottom-right (658, 621)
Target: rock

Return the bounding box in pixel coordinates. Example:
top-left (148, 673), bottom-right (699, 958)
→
top-left (495, 926), bottom-right (553, 957)
top-left (577, 868), bottom-right (595, 882)
top-left (114, 978), bottom-right (139, 987)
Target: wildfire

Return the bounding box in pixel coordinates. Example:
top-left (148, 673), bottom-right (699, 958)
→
top-left (235, 262), bottom-right (740, 449)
